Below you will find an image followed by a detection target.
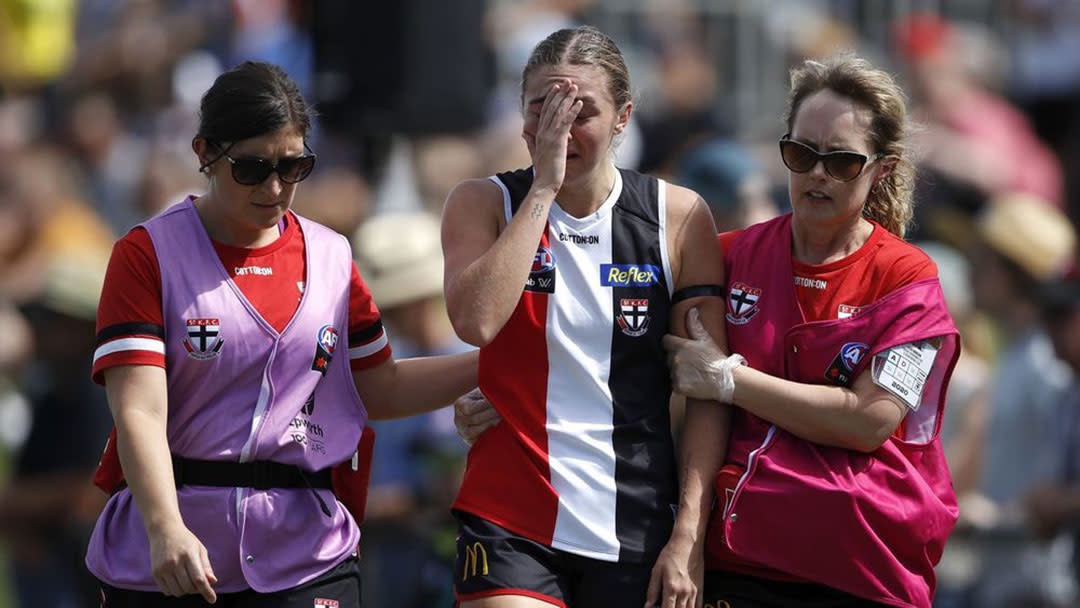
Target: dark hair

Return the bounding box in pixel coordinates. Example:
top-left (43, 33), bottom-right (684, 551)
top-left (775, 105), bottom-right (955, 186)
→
top-left (785, 54), bottom-right (915, 238)
top-left (521, 26), bottom-right (631, 110)
top-left (196, 61), bottom-right (313, 144)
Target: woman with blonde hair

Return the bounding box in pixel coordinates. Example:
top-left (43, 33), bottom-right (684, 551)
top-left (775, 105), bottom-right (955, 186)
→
top-left (663, 54), bottom-right (960, 608)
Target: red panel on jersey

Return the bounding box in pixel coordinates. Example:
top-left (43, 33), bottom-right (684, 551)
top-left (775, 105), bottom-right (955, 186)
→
top-left (462, 233), bottom-right (558, 543)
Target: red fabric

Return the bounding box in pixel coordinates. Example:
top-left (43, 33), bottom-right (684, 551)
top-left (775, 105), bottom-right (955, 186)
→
top-left (455, 588), bottom-right (567, 608)
top-left (92, 427), bottom-right (123, 494)
top-left (790, 223), bottom-right (937, 322)
top-left (456, 229), bottom-right (557, 545)
top-left (892, 13), bottom-right (952, 62)
top-left (331, 426), bottom-right (376, 525)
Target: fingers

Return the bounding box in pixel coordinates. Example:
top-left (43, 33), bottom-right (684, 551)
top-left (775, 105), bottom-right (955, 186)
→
top-left (154, 570), bottom-right (182, 597)
top-left (457, 395), bottom-right (492, 416)
top-left (202, 547), bottom-right (218, 585)
top-left (182, 558), bottom-right (217, 604)
top-left (540, 80), bottom-right (579, 131)
top-left (686, 308), bottom-right (711, 342)
top-left (454, 389), bottom-right (501, 446)
top-left (643, 564), bottom-right (662, 608)
top-left (662, 334), bottom-right (691, 351)
top-left (198, 547), bottom-right (218, 603)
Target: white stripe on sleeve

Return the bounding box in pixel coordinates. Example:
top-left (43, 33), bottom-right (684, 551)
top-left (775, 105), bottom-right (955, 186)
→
top-left (349, 331), bottom-right (389, 359)
top-left (92, 337), bottom-right (166, 364)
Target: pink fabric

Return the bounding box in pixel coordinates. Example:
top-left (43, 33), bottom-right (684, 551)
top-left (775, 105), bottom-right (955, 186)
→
top-left (940, 88), bottom-right (1063, 207)
top-left (707, 215), bottom-right (960, 608)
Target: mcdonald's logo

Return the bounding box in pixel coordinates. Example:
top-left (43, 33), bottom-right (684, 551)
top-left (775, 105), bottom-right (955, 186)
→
top-left (462, 541), bottom-right (489, 580)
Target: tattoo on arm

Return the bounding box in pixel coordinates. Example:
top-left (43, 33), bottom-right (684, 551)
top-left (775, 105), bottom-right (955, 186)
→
top-left (530, 202), bottom-right (545, 220)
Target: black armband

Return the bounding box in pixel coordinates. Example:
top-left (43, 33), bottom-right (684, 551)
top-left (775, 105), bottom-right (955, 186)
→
top-left (671, 284), bottom-right (726, 305)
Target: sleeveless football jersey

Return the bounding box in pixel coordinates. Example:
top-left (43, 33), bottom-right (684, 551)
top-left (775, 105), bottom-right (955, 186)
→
top-left (453, 167), bottom-right (677, 563)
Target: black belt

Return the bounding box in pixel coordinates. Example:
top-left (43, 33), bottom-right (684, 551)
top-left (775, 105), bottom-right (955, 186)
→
top-left (172, 456), bottom-right (333, 490)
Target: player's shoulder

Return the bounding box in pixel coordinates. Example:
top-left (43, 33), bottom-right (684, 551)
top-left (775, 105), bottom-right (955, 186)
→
top-left (663, 180), bottom-right (705, 214)
top-left (446, 176), bottom-right (505, 208)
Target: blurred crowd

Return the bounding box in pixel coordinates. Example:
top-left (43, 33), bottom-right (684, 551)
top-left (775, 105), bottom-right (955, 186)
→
top-left (1, 1), bottom-right (1079, 607)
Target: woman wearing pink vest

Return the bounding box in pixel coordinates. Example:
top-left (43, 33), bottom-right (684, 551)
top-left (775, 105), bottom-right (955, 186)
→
top-left (85, 62), bottom-right (478, 607)
top-left (663, 55), bottom-right (960, 608)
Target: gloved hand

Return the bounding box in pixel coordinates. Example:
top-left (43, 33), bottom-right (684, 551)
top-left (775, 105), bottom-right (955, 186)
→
top-left (663, 308), bottom-right (745, 403)
top-left (453, 388), bottom-right (501, 446)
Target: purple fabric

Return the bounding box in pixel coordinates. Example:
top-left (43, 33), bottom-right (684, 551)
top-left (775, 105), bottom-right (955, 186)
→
top-left (86, 198), bottom-right (365, 592)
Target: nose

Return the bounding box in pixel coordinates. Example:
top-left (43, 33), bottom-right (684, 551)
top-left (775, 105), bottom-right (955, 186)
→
top-left (260, 173), bottom-right (285, 196)
top-left (808, 158), bottom-right (828, 179)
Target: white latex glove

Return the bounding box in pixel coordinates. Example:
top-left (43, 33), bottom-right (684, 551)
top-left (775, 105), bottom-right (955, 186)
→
top-left (453, 388), bottom-right (501, 446)
top-left (663, 308), bottom-right (745, 403)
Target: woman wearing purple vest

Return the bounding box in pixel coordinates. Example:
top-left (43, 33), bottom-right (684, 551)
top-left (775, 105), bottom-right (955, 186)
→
top-left (85, 62), bottom-right (478, 606)
top-left (661, 55), bottom-right (960, 608)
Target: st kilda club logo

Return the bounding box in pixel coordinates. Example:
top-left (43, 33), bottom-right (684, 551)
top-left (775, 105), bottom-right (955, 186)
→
top-left (311, 325), bottom-right (339, 376)
top-left (183, 318), bottom-right (223, 360)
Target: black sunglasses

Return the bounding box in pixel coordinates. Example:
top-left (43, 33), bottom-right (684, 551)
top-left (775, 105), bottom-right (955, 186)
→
top-left (203, 142), bottom-right (317, 186)
top-left (778, 135), bottom-right (882, 182)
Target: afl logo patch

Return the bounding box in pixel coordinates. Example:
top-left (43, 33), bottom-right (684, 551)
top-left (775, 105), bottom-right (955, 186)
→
top-left (311, 324), bottom-right (339, 376)
top-left (318, 325), bottom-right (339, 354)
top-left (825, 341), bottom-right (869, 386)
top-left (839, 342), bottom-right (869, 371)
top-left (525, 244), bottom-right (557, 294)
top-left (531, 246), bottom-right (556, 274)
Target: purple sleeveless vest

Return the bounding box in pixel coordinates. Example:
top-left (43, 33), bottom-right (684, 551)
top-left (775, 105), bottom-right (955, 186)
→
top-left (707, 214), bottom-right (960, 608)
top-left (86, 198), bottom-right (367, 592)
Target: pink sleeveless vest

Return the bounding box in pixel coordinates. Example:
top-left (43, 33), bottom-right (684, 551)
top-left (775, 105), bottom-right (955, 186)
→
top-left (707, 215), bottom-right (960, 608)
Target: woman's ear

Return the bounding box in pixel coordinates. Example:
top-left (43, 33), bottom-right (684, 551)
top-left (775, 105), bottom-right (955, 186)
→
top-left (875, 155), bottom-right (897, 184)
top-left (192, 137), bottom-right (212, 173)
top-left (614, 101), bottom-right (633, 135)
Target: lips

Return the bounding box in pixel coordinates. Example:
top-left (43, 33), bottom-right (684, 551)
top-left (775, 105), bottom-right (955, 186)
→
top-left (805, 190), bottom-right (831, 201)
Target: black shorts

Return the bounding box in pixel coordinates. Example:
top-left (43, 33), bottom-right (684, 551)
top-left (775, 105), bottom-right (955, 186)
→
top-left (98, 554), bottom-right (361, 608)
top-left (702, 571), bottom-right (888, 608)
top-left (453, 510), bottom-right (655, 607)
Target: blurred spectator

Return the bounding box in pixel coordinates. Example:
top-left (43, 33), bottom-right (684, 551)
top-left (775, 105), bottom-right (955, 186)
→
top-left (0, 147), bottom-right (115, 303)
top-left (1020, 269), bottom-right (1080, 606)
top-left (412, 136), bottom-right (484, 215)
top-left (291, 164), bottom-right (371, 237)
top-left (920, 241), bottom-right (992, 608)
top-left (1007, 0), bottom-right (1080, 229)
top-left (226, 0), bottom-right (312, 96)
top-left (131, 143), bottom-right (207, 219)
top-left (67, 0), bottom-right (228, 119)
top-left (1008, 0), bottom-right (1080, 152)
top-left (635, 34), bottom-right (727, 175)
top-left (0, 249), bottom-right (113, 608)
top-left (966, 193), bottom-right (1077, 607)
top-left (353, 211), bottom-right (469, 608)
top-left (0, 0), bottom-right (77, 93)
top-left (669, 136), bottom-right (780, 231)
top-left (61, 91), bottom-right (147, 234)
top-left (894, 13), bottom-right (1065, 244)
